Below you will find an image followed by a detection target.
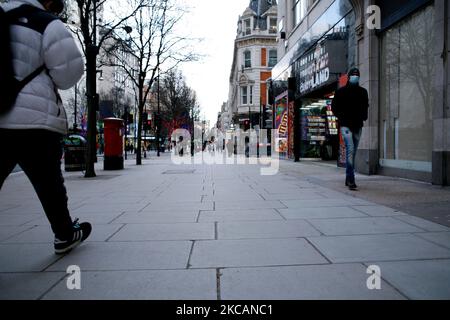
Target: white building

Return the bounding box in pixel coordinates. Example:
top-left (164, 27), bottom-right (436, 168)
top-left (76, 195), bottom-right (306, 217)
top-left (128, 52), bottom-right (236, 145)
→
top-left (227, 0), bottom-right (278, 130)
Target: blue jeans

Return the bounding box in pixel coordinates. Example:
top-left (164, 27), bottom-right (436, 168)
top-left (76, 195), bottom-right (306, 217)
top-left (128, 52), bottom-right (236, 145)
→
top-left (340, 126), bottom-right (362, 182)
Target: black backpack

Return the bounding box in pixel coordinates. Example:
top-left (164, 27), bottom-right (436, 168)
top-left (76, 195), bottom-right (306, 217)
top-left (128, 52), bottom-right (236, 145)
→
top-left (0, 5), bottom-right (58, 115)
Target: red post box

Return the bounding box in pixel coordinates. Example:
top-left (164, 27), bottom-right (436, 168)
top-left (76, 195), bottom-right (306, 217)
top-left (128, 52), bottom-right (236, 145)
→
top-left (103, 117), bottom-right (124, 170)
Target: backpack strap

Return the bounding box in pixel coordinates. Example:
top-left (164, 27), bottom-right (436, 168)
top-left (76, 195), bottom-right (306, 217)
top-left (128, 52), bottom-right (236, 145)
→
top-left (17, 65), bottom-right (46, 93)
top-left (5, 5), bottom-right (57, 95)
top-left (6, 4), bottom-right (59, 34)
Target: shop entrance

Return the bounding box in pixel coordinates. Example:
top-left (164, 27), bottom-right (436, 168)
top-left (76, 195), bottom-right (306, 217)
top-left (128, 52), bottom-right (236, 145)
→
top-left (298, 91), bottom-right (339, 161)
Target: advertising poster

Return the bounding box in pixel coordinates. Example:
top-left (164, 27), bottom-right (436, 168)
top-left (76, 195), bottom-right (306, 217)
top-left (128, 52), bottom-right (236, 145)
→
top-left (275, 93), bottom-right (288, 157)
top-left (288, 101), bottom-right (295, 159)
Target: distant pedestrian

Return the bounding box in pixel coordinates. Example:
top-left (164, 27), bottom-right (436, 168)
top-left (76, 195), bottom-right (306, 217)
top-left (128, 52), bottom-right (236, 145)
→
top-left (331, 67), bottom-right (369, 190)
top-left (0, 0), bottom-right (91, 254)
top-left (178, 136), bottom-right (184, 156)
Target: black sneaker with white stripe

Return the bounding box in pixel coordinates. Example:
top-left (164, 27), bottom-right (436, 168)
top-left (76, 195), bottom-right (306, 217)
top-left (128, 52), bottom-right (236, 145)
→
top-left (54, 219), bottom-right (92, 254)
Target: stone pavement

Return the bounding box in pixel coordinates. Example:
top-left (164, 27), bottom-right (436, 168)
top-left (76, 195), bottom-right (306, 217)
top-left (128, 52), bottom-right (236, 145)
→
top-left (1, 152), bottom-right (450, 300)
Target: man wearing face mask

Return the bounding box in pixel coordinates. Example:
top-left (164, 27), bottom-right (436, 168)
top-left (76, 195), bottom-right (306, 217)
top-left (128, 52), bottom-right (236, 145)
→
top-left (0, 0), bottom-right (92, 253)
top-left (331, 67), bottom-right (369, 190)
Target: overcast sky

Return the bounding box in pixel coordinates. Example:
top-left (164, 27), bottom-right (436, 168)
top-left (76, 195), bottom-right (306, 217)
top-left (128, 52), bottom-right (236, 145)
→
top-left (178, 0), bottom-right (250, 125)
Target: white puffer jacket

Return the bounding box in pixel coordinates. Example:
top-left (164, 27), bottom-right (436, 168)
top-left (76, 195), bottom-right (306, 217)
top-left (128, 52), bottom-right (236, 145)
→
top-left (0, 0), bottom-right (84, 135)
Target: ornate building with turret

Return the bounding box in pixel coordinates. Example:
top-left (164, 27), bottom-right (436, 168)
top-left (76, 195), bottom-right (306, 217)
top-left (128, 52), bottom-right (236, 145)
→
top-left (226, 0), bottom-right (278, 130)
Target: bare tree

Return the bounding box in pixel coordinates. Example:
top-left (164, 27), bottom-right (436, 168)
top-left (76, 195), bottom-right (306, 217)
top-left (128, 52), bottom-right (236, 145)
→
top-left (158, 69), bottom-right (199, 136)
top-left (102, 0), bottom-right (198, 165)
top-left (72, 0), bottom-right (146, 176)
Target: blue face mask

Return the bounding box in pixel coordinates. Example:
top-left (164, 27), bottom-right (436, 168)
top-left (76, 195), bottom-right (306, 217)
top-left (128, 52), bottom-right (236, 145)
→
top-left (349, 76), bottom-right (360, 85)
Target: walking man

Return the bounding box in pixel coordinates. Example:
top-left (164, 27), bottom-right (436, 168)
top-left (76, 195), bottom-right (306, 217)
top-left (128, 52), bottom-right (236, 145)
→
top-left (331, 67), bottom-right (369, 190)
top-left (0, 0), bottom-right (91, 253)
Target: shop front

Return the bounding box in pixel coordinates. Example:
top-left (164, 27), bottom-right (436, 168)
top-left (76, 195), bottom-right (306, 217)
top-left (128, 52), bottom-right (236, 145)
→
top-left (270, 0), bottom-right (356, 164)
top-left (377, 0), bottom-right (435, 181)
top-left (293, 35), bottom-right (349, 161)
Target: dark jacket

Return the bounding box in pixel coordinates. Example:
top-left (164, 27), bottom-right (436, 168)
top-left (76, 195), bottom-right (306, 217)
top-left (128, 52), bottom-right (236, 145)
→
top-left (331, 84), bottom-right (369, 132)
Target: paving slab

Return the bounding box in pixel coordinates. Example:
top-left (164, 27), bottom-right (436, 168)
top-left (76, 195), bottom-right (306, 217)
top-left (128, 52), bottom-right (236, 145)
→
top-left (72, 203), bottom-right (146, 214)
top-left (199, 209), bottom-right (283, 222)
top-left (113, 211), bottom-right (199, 224)
top-left (214, 200), bottom-right (286, 210)
top-left (203, 194), bottom-right (264, 201)
top-left (0, 272), bottom-right (65, 300)
top-left (42, 269), bottom-right (217, 300)
top-left (351, 205), bottom-right (408, 217)
top-left (394, 215), bottom-right (450, 232)
top-left (0, 244), bottom-right (60, 272)
top-left (25, 213), bottom-right (123, 226)
top-left (220, 264), bottom-right (405, 300)
top-left (414, 232), bottom-right (450, 249)
top-left (260, 192), bottom-right (327, 201)
top-left (141, 202), bottom-right (214, 212)
top-left (47, 241), bottom-right (192, 271)
top-left (4, 224), bottom-right (123, 243)
top-left (281, 199), bottom-right (356, 208)
top-left (189, 238), bottom-right (328, 268)
top-left (218, 220), bottom-right (321, 239)
top-left (307, 234), bottom-right (450, 263)
top-left (307, 217), bottom-right (423, 236)
top-left (109, 223), bottom-right (214, 241)
top-left (151, 195), bottom-right (203, 203)
top-left (373, 260), bottom-right (450, 299)
top-left (278, 207), bottom-right (368, 220)
top-left (0, 207), bottom-right (43, 215)
top-left (0, 214), bottom-right (42, 226)
top-left (0, 226), bottom-right (33, 242)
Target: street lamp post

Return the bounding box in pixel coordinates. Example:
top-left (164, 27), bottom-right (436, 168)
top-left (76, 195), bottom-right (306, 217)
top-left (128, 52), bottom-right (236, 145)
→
top-left (202, 120), bottom-right (205, 151)
top-left (74, 82), bottom-right (78, 131)
top-left (156, 71), bottom-right (161, 157)
top-left (124, 105), bottom-right (128, 160)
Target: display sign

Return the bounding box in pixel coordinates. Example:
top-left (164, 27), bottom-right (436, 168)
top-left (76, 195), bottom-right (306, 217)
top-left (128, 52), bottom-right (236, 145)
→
top-left (295, 39), bottom-right (348, 96)
top-left (275, 93), bottom-right (289, 157)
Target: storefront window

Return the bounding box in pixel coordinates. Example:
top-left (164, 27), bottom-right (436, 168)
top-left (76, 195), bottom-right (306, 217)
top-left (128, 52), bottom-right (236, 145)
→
top-left (380, 5), bottom-right (435, 172)
top-left (300, 98), bottom-right (337, 159)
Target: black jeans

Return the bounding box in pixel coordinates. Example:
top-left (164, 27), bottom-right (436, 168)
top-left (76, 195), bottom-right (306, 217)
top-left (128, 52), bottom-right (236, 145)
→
top-left (0, 129), bottom-right (73, 239)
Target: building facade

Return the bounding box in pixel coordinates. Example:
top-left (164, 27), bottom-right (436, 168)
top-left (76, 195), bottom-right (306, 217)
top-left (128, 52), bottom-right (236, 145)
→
top-left (271, 0), bottom-right (449, 185)
top-left (228, 0), bottom-right (279, 130)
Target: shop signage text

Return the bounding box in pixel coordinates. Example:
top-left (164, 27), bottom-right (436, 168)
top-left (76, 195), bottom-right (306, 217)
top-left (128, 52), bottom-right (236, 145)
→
top-left (298, 44), bottom-right (330, 94)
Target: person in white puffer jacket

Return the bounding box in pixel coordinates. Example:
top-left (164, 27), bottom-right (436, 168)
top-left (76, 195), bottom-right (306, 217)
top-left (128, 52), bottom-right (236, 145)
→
top-left (0, 0), bottom-right (92, 254)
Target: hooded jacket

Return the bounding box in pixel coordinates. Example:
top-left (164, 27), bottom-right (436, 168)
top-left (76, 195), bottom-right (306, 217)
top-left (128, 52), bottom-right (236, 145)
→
top-left (0, 0), bottom-right (84, 134)
top-left (331, 82), bottom-right (369, 132)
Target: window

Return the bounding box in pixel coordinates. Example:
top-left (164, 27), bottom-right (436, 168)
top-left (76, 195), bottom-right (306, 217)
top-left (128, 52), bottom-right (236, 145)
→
top-left (268, 49), bottom-right (277, 67)
top-left (269, 18), bottom-right (277, 34)
top-left (244, 51), bottom-right (251, 68)
top-left (244, 19), bottom-right (251, 35)
top-left (249, 86), bottom-right (253, 105)
top-left (379, 5), bottom-right (435, 169)
top-left (293, 0), bottom-right (308, 27)
top-left (241, 87), bottom-right (248, 105)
